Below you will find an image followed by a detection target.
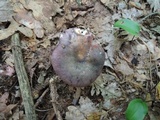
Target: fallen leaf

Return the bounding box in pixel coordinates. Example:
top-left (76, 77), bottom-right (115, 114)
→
top-left (65, 106), bottom-right (86, 120)
top-left (104, 38), bottom-right (121, 68)
top-left (65, 97), bottom-right (100, 120)
top-left (33, 21), bottom-right (44, 38)
top-left (125, 99), bottom-right (148, 120)
top-left (4, 51), bottom-right (14, 67)
top-left (100, 0), bottom-right (116, 9)
top-left (122, 8), bottom-right (143, 19)
top-left (156, 82), bottom-right (160, 100)
top-left (0, 19), bottom-right (19, 40)
top-left (40, 39), bottom-right (51, 48)
top-left (115, 60), bottom-right (134, 75)
top-left (17, 26), bottom-right (33, 38)
top-left (54, 17), bottom-right (66, 30)
top-left (91, 74), bottom-right (122, 109)
top-left (79, 97), bottom-right (98, 115)
top-left (86, 112), bottom-right (101, 120)
top-left (0, 92), bottom-right (9, 103)
top-left (2, 104), bottom-right (17, 114)
top-left (20, 0), bottom-right (62, 33)
top-left (151, 26), bottom-right (160, 34)
top-left (14, 6), bottom-right (44, 38)
top-left (0, 92), bottom-right (9, 112)
top-left (0, 65), bottom-right (15, 77)
top-left (114, 18), bottom-right (140, 36)
top-left (147, 0), bottom-right (160, 12)
top-left (0, 103), bottom-right (7, 113)
top-left (0, 0), bottom-right (14, 22)
top-left (147, 40), bottom-right (160, 60)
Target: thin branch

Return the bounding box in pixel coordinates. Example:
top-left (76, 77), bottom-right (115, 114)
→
top-left (49, 78), bottom-right (63, 120)
top-left (11, 33), bottom-right (37, 120)
top-left (35, 88), bottom-right (49, 107)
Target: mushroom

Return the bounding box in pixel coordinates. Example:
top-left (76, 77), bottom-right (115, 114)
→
top-left (50, 28), bottom-right (105, 87)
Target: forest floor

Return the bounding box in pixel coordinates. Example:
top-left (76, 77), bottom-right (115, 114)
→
top-left (0, 0), bottom-right (160, 120)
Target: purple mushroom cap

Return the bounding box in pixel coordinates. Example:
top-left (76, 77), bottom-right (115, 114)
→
top-left (50, 28), bottom-right (105, 87)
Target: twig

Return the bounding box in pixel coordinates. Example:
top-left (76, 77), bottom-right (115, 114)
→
top-left (11, 33), bottom-right (37, 120)
top-left (49, 78), bottom-right (63, 120)
top-left (32, 78), bottom-right (49, 99)
top-left (139, 12), bottom-right (159, 23)
top-left (34, 88), bottom-right (49, 107)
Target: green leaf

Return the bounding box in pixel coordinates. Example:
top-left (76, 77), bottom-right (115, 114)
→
top-left (125, 99), bottom-right (148, 120)
top-left (75, 0), bottom-right (82, 5)
top-left (114, 19), bottom-right (140, 36)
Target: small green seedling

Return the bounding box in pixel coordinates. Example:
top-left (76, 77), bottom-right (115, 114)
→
top-left (114, 19), bottom-right (140, 36)
top-left (125, 99), bottom-right (148, 120)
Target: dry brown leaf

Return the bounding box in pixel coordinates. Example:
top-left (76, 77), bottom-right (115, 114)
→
top-left (0, 104), bottom-right (17, 120)
top-left (147, 0), bottom-right (160, 12)
top-left (40, 39), bottom-right (51, 48)
top-left (146, 93), bottom-right (152, 107)
top-left (129, 1), bottom-right (143, 10)
top-left (20, 0), bottom-right (62, 33)
top-left (122, 8), bottom-right (143, 19)
top-left (79, 97), bottom-right (98, 115)
top-left (100, 0), bottom-right (117, 9)
top-left (14, 7), bottom-right (44, 38)
top-left (4, 51), bottom-right (14, 67)
top-left (56, 0), bottom-right (65, 7)
top-left (46, 109), bottom-right (55, 120)
top-left (63, 2), bottom-right (75, 21)
top-left (33, 21), bottom-right (44, 38)
top-left (20, 0), bottom-right (62, 18)
top-left (65, 106), bottom-right (86, 120)
top-left (151, 26), bottom-right (160, 34)
top-left (0, 92), bottom-right (9, 103)
top-left (14, 9), bottom-right (35, 29)
top-left (54, 17), bottom-right (66, 30)
top-left (0, 0), bottom-right (14, 22)
top-left (0, 65), bottom-right (15, 77)
top-left (104, 37), bottom-right (125, 68)
top-left (17, 26), bottom-right (33, 38)
top-left (115, 60), bottom-right (134, 75)
top-left (0, 19), bottom-right (19, 40)
top-left (65, 97), bottom-right (100, 120)
top-left (91, 74), bottom-right (121, 109)
top-left (147, 40), bottom-right (160, 60)
top-left (25, 59), bottom-right (38, 80)
top-left (2, 104), bottom-right (17, 114)
top-left (148, 111), bottom-right (158, 120)
top-left (86, 112), bottom-right (101, 120)
top-left (23, 38), bottom-right (39, 50)
top-left (0, 92), bottom-right (9, 112)
top-left (156, 82), bottom-right (160, 100)
top-left (0, 103), bottom-right (7, 113)
top-left (135, 73), bottom-right (149, 82)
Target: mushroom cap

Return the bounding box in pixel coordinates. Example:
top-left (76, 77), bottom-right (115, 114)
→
top-left (50, 28), bottom-right (105, 87)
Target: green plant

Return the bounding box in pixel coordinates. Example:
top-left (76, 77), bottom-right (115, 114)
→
top-left (125, 99), bottom-right (148, 120)
top-left (75, 0), bottom-right (82, 5)
top-left (114, 19), bottom-right (140, 36)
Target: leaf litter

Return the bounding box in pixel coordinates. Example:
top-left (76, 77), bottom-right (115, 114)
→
top-left (0, 0), bottom-right (160, 119)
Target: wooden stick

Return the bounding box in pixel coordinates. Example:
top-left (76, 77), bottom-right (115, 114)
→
top-left (49, 78), bottom-right (63, 120)
top-left (11, 33), bottom-right (37, 120)
top-left (34, 88), bottom-right (49, 107)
